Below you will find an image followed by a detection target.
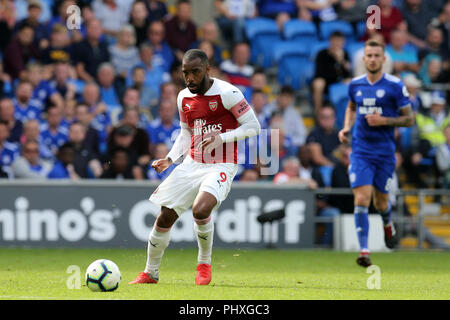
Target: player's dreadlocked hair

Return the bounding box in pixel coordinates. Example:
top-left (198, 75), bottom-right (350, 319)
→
top-left (183, 49), bottom-right (209, 66)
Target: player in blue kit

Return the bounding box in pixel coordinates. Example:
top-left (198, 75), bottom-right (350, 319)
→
top-left (338, 40), bottom-right (415, 267)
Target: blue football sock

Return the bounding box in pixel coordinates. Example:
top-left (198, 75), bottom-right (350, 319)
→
top-left (354, 206), bottom-right (369, 252)
top-left (379, 202), bottom-right (392, 226)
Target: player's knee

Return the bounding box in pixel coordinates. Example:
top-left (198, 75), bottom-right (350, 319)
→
top-left (354, 194), bottom-right (370, 207)
top-left (155, 208), bottom-right (178, 229)
top-left (373, 198), bottom-right (388, 212)
top-left (192, 203), bottom-right (212, 221)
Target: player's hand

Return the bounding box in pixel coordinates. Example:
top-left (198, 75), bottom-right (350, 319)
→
top-left (151, 158), bottom-right (172, 173)
top-left (365, 110), bottom-right (387, 127)
top-left (338, 127), bottom-right (351, 144)
top-left (197, 135), bottom-right (223, 154)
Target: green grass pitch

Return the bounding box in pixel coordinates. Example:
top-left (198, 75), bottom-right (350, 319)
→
top-left (0, 248), bottom-right (448, 300)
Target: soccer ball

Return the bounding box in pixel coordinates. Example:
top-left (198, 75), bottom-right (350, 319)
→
top-left (86, 259), bottom-right (121, 292)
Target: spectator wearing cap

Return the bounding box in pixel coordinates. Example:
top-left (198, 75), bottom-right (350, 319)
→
top-left (164, 0), bottom-right (197, 61)
top-left (11, 139), bottom-right (52, 179)
top-left (312, 31), bottom-right (351, 112)
top-left (3, 23), bottom-right (40, 80)
top-left (73, 18), bottom-right (111, 83)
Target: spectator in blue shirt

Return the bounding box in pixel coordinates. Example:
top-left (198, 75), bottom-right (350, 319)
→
top-left (147, 20), bottom-right (175, 73)
top-left (47, 142), bottom-right (79, 179)
top-left (387, 28), bottom-right (420, 76)
top-left (28, 63), bottom-right (64, 111)
top-left (0, 120), bottom-right (19, 177)
top-left (0, 98), bottom-right (23, 144)
top-left (21, 119), bottom-right (54, 160)
top-left (126, 43), bottom-right (169, 103)
top-left (147, 99), bottom-right (180, 149)
top-left (81, 82), bottom-right (111, 154)
top-left (40, 105), bottom-right (69, 156)
top-left (97, 63), bottom-right (122, 113)
top-left (13, 80), bottom-right (43, 123)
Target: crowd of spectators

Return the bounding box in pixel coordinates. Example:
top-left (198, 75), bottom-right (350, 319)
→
top-left (0, 0), bottom-right (449, 203)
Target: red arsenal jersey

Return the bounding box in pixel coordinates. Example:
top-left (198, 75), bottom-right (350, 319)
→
top-left (177, 78), bottom-right (252, 164)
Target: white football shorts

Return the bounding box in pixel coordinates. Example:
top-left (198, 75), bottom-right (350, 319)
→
top-left (149, 155), bottom-right (238, 215)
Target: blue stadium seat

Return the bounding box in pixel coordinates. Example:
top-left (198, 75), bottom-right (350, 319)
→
top-left (356, 21), bottom-right (367, 40)
top-left (283, 20), bottom-right (318, 45)
top-left (329, 82), bottom-right (349, 129)
top-left (245, 18), bottom-right (281, 68)
top-left (319, 20), bottom-right (354, 41)
top-left (309, 41), bottom-right (329, 61)
top-left (345, 41), bottom-right (365, 65)
top-left (273, 41), bottom-right (313, 90)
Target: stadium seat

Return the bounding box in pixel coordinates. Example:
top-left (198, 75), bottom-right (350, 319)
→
top-left (319, 20), bottom-right (354, 41)
top-left (283, 20), bottom-right (318, 45)
top-left (356, 21), bottom-right (367, 40)
top-left (245, 18), bottom-right (282, 68)
top-left (345, 41), bottom-right (365, 65)
top-left (329, 82), bottom-right (349, 129)
top-left (273, 41), bottom-right (313, 90)
top-left (309, 41), bottom-right (329, 61)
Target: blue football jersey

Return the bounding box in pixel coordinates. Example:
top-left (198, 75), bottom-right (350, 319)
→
top-left (40, 124), bottom-right (69, 155)
top-left (348, 73), bottom-right (411, 157)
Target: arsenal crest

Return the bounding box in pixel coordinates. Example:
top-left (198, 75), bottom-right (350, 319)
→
top-left (209, 100), bottom-right (218, 111)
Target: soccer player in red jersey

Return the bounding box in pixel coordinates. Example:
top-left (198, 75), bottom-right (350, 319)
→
top-left (130, 49), bottom-right (261, 285)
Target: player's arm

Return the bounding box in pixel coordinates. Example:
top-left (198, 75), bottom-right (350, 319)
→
top-left (338, 100), bottom-right (356, 144)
